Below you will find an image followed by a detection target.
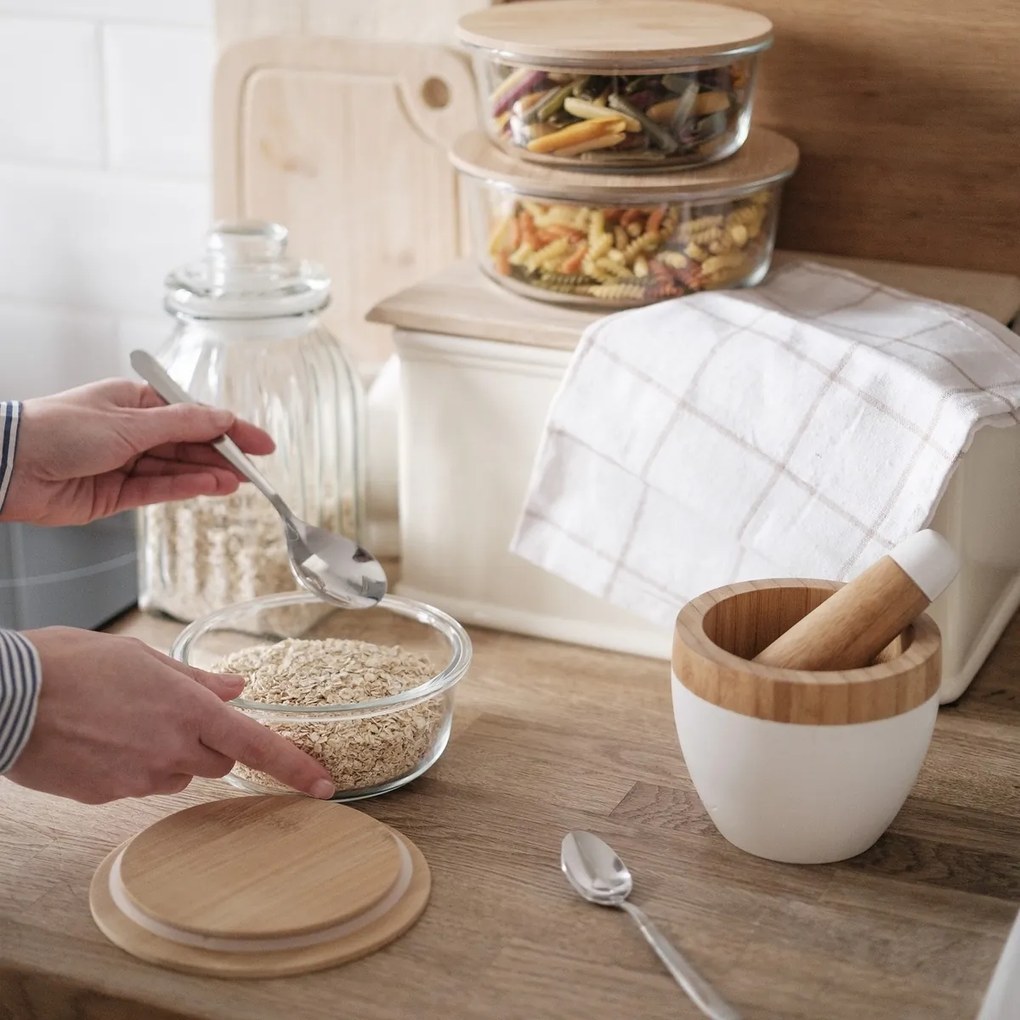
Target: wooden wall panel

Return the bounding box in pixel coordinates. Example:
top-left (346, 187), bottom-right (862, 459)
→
top-left (739, 0), bottom-right (1019, 274)
top-left (215, 0), bottom-right (1020, 276)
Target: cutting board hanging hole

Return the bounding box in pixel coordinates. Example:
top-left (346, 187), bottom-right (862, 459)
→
top-left (422, 76), bottom-right (452, 109)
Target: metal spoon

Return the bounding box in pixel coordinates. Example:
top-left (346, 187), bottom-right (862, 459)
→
top-left (561, 831), bottom-right (741, 1020)
top-left (131, 349), bottom-right (387, 610)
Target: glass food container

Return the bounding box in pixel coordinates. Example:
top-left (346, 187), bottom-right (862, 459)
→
top-left (138, 221), bottom-right (365, 622)
top-left (456, 0), bottom-right (773, 171)
top-left (451, 127), bottom-right (799, 308)
top-left (171, 591), bottom-right (472, 801)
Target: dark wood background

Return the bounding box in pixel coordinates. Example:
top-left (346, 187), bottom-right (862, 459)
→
top-left (728, 0), bottom-right (1019, 275)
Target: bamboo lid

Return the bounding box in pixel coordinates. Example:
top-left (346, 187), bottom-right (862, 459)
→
top-left (450, 128), bottom-right (798, 201)
top-left (457, 0), bottom-right (773, 67)
top-left (89, 796), bottom-right (431, 978)
top-left (672, 579), bottom-right (942, 725)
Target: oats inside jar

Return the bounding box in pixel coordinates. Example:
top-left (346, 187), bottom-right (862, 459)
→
top-left (215, 637), bottom-right (444, 796)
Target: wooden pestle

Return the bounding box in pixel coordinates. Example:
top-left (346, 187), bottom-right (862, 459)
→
top-left (753, 530), bottom-right (960, 671)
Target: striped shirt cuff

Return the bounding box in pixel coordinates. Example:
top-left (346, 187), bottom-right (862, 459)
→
top-left (0, 400), bottom-right (22, 515)
top-left (0, 630), bottom-right (41, 774)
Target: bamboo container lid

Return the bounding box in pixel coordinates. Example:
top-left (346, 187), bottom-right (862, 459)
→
top-left (89, 796), bottom-right (431, 978)
top-left (672, 579), bottom-right (942, 725)
top-left (457, 1), bottom-right (773, 67)
top-left (450, 127), bottom-right (798, 200)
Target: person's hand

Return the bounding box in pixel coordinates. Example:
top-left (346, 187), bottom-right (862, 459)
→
top-left (1, 378), bottom-right (274, 526)
top-left (5, 628), bottom-right (336, 804)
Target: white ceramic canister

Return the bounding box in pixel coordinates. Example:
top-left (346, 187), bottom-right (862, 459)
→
top-left (671, 578), bottom-right (941, 864)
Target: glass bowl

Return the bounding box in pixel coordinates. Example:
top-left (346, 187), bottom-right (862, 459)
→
top-left (457, 0), bottom-right (773, 171)
top-left (451, 127), bottom-right (798, 309)
top-left (170, 591), bottom-right (472, 802)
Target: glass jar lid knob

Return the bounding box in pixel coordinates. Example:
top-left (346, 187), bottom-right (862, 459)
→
top-left (164, 220), bottom-right (331, 320)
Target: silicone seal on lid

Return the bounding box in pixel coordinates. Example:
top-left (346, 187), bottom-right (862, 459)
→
top-left (164, 221), bottom-right (331, 320)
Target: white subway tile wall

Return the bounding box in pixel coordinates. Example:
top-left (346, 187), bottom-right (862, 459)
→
top-left (0, 0), bottom-right (214, 398)
top-left (0, 166), bottom-right (211, 313)
top-left (0, 303), bottom-right (119, 400)
top-left (103, 23), bottom-right (215, 177)
top-left (0, 18), bottom-right (103, 166)
top-left (0, 1), bottom-right (211, 26)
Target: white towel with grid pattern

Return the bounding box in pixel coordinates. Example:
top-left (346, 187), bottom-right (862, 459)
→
top-left (510, 260), bottom-right (1020, 625)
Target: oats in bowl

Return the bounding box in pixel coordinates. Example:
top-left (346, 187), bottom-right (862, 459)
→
top-left (172, 592), bottom-right (472, 802)
top-left (215, 637), bottom-right (448, 797)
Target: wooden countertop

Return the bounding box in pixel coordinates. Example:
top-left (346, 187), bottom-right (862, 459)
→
top-left (1, 607), bottom-right (1018, 1020)
top-left (367, 257), bottom-right (1020, 351)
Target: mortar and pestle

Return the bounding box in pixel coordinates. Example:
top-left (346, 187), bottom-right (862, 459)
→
top-left (671, 530), bottom-right (959, 864)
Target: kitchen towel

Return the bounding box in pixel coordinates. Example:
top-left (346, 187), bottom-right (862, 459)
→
top-left (511, 260), bottom-right (1020, 625)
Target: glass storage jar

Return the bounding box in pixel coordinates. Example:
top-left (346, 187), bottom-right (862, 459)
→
top-left (138, 221), bottom-right (365, 622)
top-left (450, 127), bottom-right (799, 308)
top-left (457, 0), bottom-right (773, 171)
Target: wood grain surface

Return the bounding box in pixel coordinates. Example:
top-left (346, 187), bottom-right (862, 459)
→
top-left (455, 0), bottom-right (774, 63)
top-left (212, 35), bottom-right (477, 368)
top-left (449, 125), bottom-right (799, 197)
top-left (89, 827), bottom-right (431, 980)
top-left (367, 257), bottom-right (1020, 352)
top-left (673, 578), bottom-right (941, 724)
top-left (751, 562), bottom-right (932, 672)
top-left (0, 603), bottom-right (1017, 1019)
top-left (215, 0), bottom-right (1020, 283)
top-left (216, 0), bottom-right (491, 50)
top-left (116, 797), bottom-right (403, 937)
top-left (735, 0), bottom-right (1020, 276)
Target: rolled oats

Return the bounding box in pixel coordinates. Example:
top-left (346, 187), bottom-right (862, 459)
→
top-left (215, 637), bottom-right (445, 795)
top-left (139, 488), bottom-right (347, 625)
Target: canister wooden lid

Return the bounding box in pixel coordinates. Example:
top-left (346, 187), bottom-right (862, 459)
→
top-left (457, 0), bottom-right (773, 67)
top-left (450, 128), bottom-right (799, 200)
top-left (89, 795), bottom-right (431, 978)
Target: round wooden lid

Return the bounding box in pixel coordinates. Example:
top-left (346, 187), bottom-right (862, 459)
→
top-left (90, 818), bottom-right (431, 979)
top-left (450, 128), bottom-right (798, 200)
top-left (457, 0), bottom-right (773, 67)
top-left (117, 796), bottom-right (402, 939)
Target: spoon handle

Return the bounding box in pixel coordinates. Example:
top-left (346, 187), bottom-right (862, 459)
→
top-left (620, 901), bottom-right (742, 1020)
top-left (130, 350), bottom-right (287, 514)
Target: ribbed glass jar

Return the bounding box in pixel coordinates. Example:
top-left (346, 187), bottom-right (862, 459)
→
top-left (137, 221), bottom-right (365, 622)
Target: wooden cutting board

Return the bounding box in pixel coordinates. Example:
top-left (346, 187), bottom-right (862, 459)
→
top-left (212, 36), bottom-right (477, 369)
top-left (215, 0), bottom-right (494, 50)
top-left (215, 0), bottom-right (1020, 286)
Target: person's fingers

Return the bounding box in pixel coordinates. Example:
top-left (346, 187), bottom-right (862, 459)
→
top-left (136, 386), bottom-right (275, 455)
top-left (183, 744), bottom-right (236, 780)
top-left (130, 455), bottom-right (238, 481)
top-left (199, 703), bottom-right (335, 799)
top-left (225, 418), bottom-right (275, 456)
top-left (152, 774), bottom-right (193, 796)
top-left (115, 470), bottom-right (240, 510)
top-left (143, 644), bottom-right (235, 679)
top-left (142, 443), bottom-right (256, 474)
top-left (137, 645), bottom-right (247, 703)
top-left (128, 402), bottom-right (237, 454)
top-left (193, 673), bottom-right (246, 702)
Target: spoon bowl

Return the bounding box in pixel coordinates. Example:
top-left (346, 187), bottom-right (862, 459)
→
top-left (560, 829), bottom-right (632, 905)
top-left (560, 831), bottom-right (741, 1020)
top-left (131, 349), bottom-right (387, 610)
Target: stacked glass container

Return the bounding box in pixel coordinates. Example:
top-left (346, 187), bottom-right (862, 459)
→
top-left (454, 0), bottom-right (800, 309)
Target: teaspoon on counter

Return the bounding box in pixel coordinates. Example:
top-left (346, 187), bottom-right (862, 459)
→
top-left (131, 349), bottom-right (387, 610)
top-left (561, 830), bottom-right (741, 1020)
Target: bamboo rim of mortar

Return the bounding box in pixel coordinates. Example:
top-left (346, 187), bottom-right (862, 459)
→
top-left (672, 578), bottom-right (941, 725)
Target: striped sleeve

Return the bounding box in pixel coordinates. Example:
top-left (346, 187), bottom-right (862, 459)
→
top-left (0, 401), bottom-right (41, 771)
top-left (0, 400), bottom-right (21, 514)
top-left (0, 630), bottom-right (41, 774)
